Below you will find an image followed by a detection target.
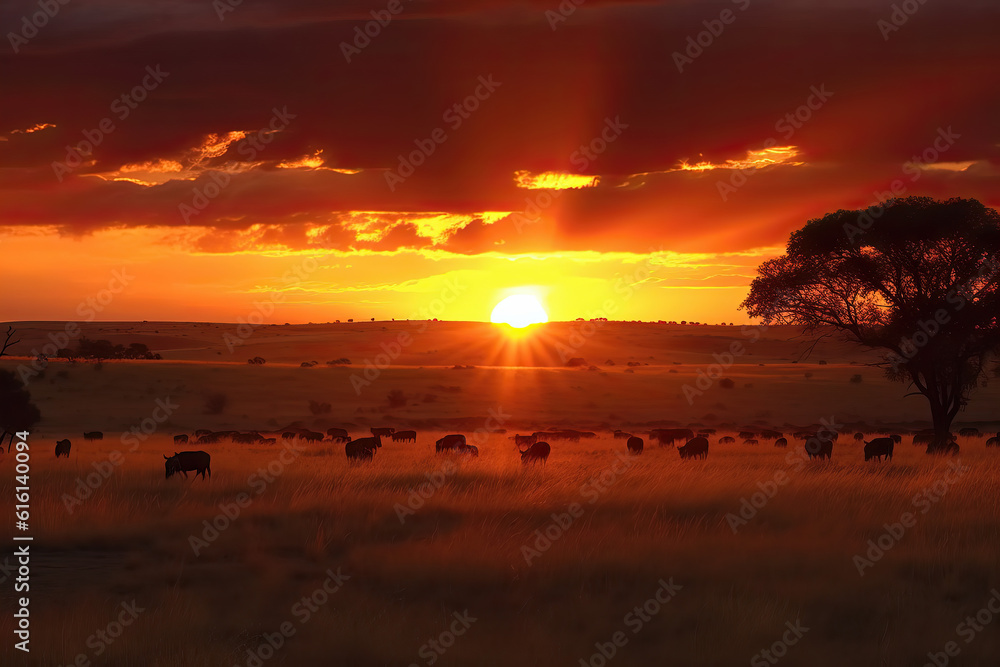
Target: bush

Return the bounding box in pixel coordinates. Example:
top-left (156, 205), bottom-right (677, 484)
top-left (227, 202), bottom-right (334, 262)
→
top-left (818, 360), bottom-right (828, 365)
top-left (804, 371), bottom-right (814, 378)
top-left (204, 392), bottom-right (228, 415)
top-left (326, 358), bottom-right (351, 366)
top-left (566, 358), bottom-right (587, 367)
top-left (850, 374), bottom-right (863, 384)
top-left (719, 378), bottom-right (736, 389)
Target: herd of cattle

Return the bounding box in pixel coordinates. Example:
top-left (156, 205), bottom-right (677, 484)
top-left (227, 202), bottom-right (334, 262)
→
top-left (41, 425), bottom-right (1000, 480)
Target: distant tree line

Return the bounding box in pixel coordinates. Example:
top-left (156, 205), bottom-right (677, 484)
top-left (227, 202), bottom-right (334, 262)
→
top-left (57, 338), bottom-right (162, 361)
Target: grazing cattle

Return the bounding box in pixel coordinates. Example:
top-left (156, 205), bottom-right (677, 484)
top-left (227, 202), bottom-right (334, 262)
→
top-left (391, 430), bottom-right (417, 443)
top-left (515, 434), bottom-right (538, 447)
top-left (759, 430), bottom-right (782, 440)
top-left (519, 441), bottom-right (550, 465)
top-left (457, 443), bottom-right (479, 457)
top-left (83, 431), bottom-right (103, 441)
top-left (649, 428), bottom-right (695, 446)
top-left (536, 430), bottom-right (581, 442)
top-left (346, 435), bottom-right (381, 462)
top-left (719, 436), bottom-right (736, 444)
top-left (197, 433), bottom-right (222, 444)
top-left (174, 434), bottom-right (189, 445)
top-left (959, 427), bottom-right (981, 437)
top-left (743, 439), bottom-right (759, 446)
top-left (699, 428), bottom-right (717, 435)
top-left (853, 432), bottom-right (865, 442)
top-left (626, 436), bottom-right (643, 455)
top-left (677, 437), bottom-right (709, 460)
top-left (371, 427), bottom-right (395, 438)
top-left (738, 431), bottom-right (756, 440)
top-left (164, 451), bottom-right (211, 480)
top-left (55, 439), bottom-right (71, 458)
top-left (282, 432), bottom-right (296, 440)
top-left (774, 437), bottom-right (788, 448)
top-left (436, 434), bottom-right (466, 452)
top-left (302, 431), bottom-right (324, 443)
top-left (612, 430), bottom-right (630, 440)
top-left (327, 427), bottom-right (350, 441)
top-left (864, 438), bottom-right (894, 462)
top-left (194, 429), bottom-right (211, 438)
top-left (985, 435), bottom-right (998, 447)
top-left (805, 438), bottom-right (833, 460)
top-left (889, 434), bottom-right (902, 444)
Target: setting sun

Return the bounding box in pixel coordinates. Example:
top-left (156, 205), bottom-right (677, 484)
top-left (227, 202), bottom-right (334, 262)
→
top-left (490, 294), bottom-right (549, 328)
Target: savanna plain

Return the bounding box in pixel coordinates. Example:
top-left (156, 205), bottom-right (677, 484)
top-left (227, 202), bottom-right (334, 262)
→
top-left (2, 320), bottom-right (999, 666)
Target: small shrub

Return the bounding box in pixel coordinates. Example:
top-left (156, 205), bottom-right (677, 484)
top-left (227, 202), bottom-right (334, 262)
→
top-left (850, 374), bottom-right (863, 383)
top-left (566, 358), bottom-right (587, 367)
top-left (818, 360), bottom-right (828, 365)
top-left (719, 378), bottom-right (736, 389)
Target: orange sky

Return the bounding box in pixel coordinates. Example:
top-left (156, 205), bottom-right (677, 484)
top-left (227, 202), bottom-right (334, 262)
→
top-left (2, 1), bottom-right (998, 323)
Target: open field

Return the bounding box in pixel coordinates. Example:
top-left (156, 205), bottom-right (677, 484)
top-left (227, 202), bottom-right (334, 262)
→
top-left (2, 321), bottom-right (1000, 666)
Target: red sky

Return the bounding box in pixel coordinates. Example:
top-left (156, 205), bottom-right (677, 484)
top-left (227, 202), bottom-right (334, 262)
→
top-left (2, 0), bottom-right (998, 323)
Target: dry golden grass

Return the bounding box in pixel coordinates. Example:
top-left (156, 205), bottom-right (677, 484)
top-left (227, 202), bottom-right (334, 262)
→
top-left (2, 430), bottom-right (999, 666)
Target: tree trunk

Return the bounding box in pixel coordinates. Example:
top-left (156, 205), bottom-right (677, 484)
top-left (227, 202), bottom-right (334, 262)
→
top-left (925, 396), bottom-right (958, 455)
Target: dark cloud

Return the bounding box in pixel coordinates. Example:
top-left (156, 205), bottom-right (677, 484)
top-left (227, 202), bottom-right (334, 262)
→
top-left (1, 0), bottom-right (998, 253)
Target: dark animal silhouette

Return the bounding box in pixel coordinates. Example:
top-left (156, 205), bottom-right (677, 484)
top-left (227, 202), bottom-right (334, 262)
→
top-left (346, 435), bottom-right (381, 462)
top-left (759, 429), bottom-right (781, 440)
top-left (457, 443), bottom-right (479, 457)
top-left (55, 439), bottom-right (71, 458)
top-left (436, 434), bottom-right (466, 452)
top-left (174, 434), bottom-right (189, 445)
top-left (805, 438), bottom-right (833, 460)
top-left (164, 451), bottom-right (211, 480)
top-left (83, 431), bottom-right (103, 441)
top-left (864, 438), bottom-right (894, 462)
top-left (744, 439), bottom-right (759, 446)
top-left (519, 441), bottom-right (550, 465)
top-left (959, 427), bottom-right (981, 437)
top-left (613, 430), bottom-right (630, 440)
top-left (391, 430), bottom-right (417, 443)
top-left (514, 434), bottom-right (537, 447)
top-left (326, 427), bottom-right (349, 441)
top-left (889, 434), bottom-right (902, 444)
top-left (626, 436), bottom-right (643, 455)
top-left (738, 431), bottom-right (756, 440)
top-left (649, 428), bottom-right (694, 446)
top-left (282, 432), bottom-right (296, 440)
top-left (302, 431), bottom-right (324, 443)
top-left (371, 427), bottom-right (395, 438)
top-left (853, 432), bottom-right (865, 442)
top-left (986, 433), bottom-right (999, 447)
top-left (719, 436), bottom-right (736, 444)
top-left (677, 436), bottom-right (708, 460)
top-left (194, 429), bottom-right (211, 438)
top-left (774, 437), bottom-right (788, 448)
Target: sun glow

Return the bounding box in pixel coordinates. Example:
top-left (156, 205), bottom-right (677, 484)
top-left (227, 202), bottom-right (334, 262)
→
top-left (490, 294), bottom-right (548, 328)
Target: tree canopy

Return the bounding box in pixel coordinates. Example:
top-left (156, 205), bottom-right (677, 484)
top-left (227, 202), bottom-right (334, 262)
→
top-left (741, 197), bottom-right (1000, 452)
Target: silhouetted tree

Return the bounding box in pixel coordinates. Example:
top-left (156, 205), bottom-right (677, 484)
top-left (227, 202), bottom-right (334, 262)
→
top-left (742, 197), bottom-right (1000, 454)
top-left (0, 369), bottom-right (41, 452)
